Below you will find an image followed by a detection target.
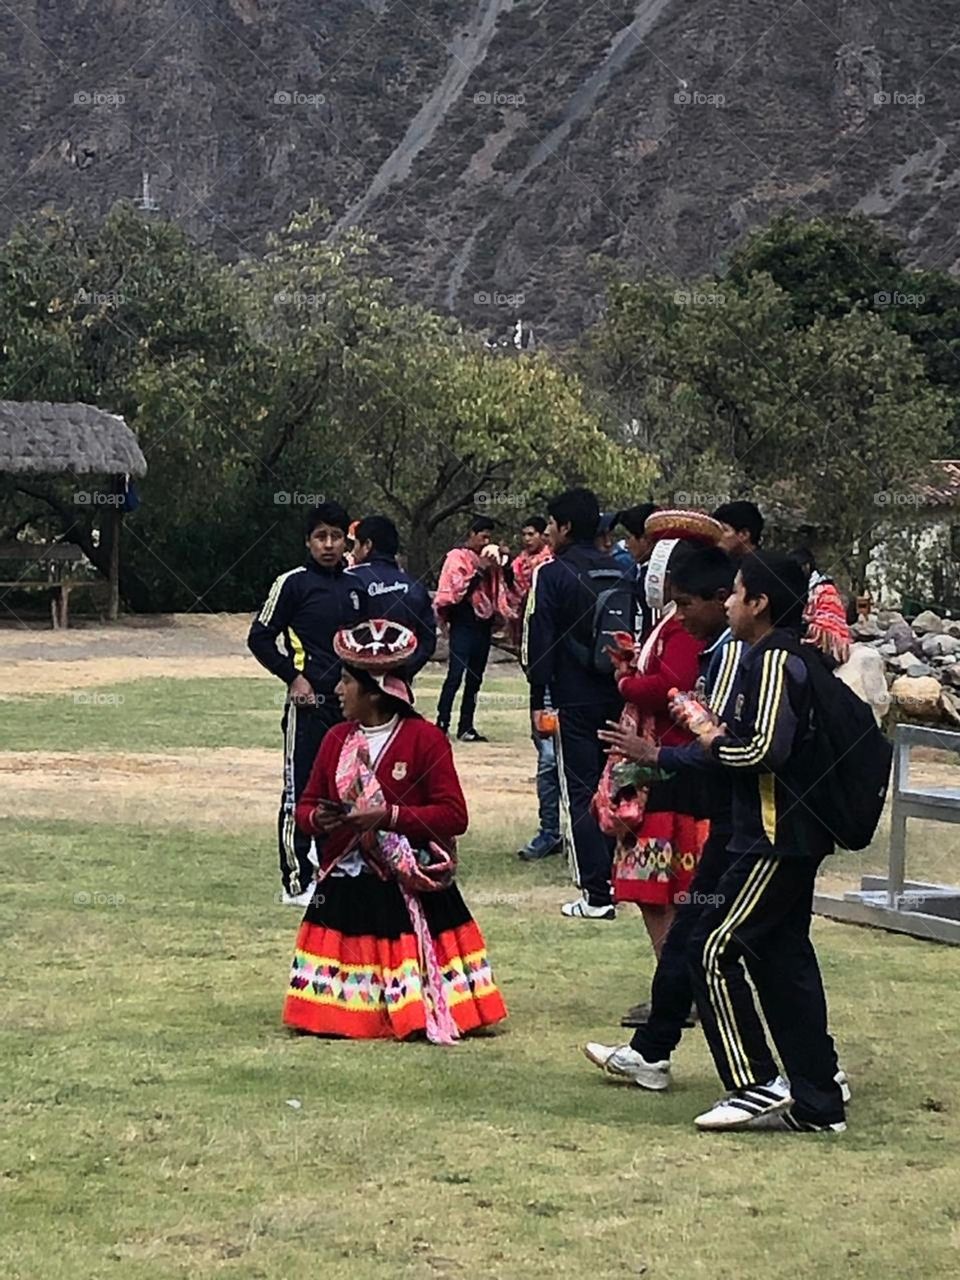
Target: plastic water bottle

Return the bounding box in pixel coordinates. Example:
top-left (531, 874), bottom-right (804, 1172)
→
top-left (668, 687), bottom-right (713, 734)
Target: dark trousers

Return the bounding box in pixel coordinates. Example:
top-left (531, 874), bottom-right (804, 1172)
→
top-left (436, 619), bottom-right (493, 734)
top-left (687, 851), bottom-right (844, 1125)
top-left (556, 704), bottom-right (618, 907)
top-left (630, 829), bottom-right (777, 1067)
top-left (278, 696), bottom-right (341, 897)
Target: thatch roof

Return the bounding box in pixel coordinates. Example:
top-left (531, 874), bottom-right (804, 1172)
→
top-left (0, 400), bottom-right (147, 477)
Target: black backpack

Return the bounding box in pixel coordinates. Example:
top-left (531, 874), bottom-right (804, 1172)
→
top-left (793, 644), bottom-right (893, 851)
top-left (564, 558), bottom-right (638, 677)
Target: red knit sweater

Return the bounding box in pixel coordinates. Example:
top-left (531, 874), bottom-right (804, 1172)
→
top-left (617, 614), bottom-right (705, 747)
top-left (295, 716), bottom-right (469, 870)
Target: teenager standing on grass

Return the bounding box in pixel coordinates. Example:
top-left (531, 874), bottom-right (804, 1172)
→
top-left (598, 522), bottom-right (720, 1026)
top-left (248, 501), bottom-right (362, 906)
top-left (523, 487), bottom-right (624, 919)
top-left (282, 619), bottom-right (507, 1042)
top-left (512, 516), bottom-right (562, 862)
top-left (510, 515), bottom-right (552, 600)
top-left (687, 552), bottom-right (846, 1133)
top-left (434, 515), bottom-right (514, 742)
top-left (586, 545), bottom-right (755, 1070)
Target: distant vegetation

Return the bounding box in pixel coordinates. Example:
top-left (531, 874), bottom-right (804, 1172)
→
top-left (0, 206), bottom-right (955, 609)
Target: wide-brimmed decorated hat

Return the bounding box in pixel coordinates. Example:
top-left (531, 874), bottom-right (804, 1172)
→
top-left (333, 618), bottom-right (418, 707)
top-left (644, 509), bottom-right (724, 545)
top-left (643, 509), bottom-right (724, 609)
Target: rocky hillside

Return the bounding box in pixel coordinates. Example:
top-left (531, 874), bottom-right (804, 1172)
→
top-left (2, 0), bottom-right (958, 336)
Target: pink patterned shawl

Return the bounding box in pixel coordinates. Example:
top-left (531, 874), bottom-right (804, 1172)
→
top-left (434, 546), bottom-right (516, 626)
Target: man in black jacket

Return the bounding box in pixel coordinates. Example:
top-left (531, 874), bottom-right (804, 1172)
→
top-left (435, 515), bottom-right (501, 742)
top-left (248, 501), bottom-right (362, 904)
top-left (523, 487), bottom-right (624, 919)
top-left (347, 514), bottom-right (436, 680)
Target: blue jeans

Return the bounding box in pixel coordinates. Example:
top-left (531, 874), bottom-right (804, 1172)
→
top-left (533, 732), bottom-right (561, 838)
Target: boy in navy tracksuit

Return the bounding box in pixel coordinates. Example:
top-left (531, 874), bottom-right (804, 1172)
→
top-left (585, 546), bottom-right (778, 1085)
top-left (688, 551), bottom-right (845, 1133)
top-left (523, 487), bottom-right (623, 918)
top-left (248, 501), bottom-right (362, 904)
top-left (346, 515), bottom-right (436, 679)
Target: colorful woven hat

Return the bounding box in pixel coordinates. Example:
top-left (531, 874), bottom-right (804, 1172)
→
top-left (333, 618), bottom-right (418, 706)
top-left (643, 509), bottom-right (724, 608)
top-left (644, 509), bottom-right (724, 545)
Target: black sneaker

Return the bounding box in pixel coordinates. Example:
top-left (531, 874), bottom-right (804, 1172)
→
top-left (621, 1001), bottom-right (697, 1029)
top-left (456, 728), bottom-right (489, 743)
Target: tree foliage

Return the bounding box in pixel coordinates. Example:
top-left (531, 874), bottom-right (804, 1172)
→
top-left (586, 216), bottom-right (958, 591)
top-left (0, 205), bottom-right (622, 609)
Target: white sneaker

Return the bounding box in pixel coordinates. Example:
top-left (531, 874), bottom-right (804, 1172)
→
top-left (561, 895), bottom-right (616, 920)
top-left (694, 1078), bottom-right (792, 1131)
top-left (583, 1042), bottom-right (671, 1091)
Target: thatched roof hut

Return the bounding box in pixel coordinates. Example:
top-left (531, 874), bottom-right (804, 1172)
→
top-left (0, 400), bottom-right (147, 622)
top-left (0, 400), bottom-right (146, 476)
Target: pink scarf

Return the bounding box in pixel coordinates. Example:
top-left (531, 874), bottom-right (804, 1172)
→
top-left (511, 544), bottom-right (552, 598)
top-left (329, 726), bottom-right (460, 1046)
top-left (434, 547), bottom-right (516, 625)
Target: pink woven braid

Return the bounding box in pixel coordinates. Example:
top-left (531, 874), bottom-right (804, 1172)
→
top-left (401, 886), bottom-right (459, 1045)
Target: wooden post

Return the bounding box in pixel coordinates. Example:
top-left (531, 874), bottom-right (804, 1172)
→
top-left (108, 474), bottom-right (123, 621)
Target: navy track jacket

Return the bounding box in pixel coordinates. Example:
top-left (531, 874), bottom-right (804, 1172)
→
top-left (522, 540), bottom-right (624, 713)
top-left (710, 628), bottom-right (834, 860)
top-left (347, 553), bottom-right (437, 678)
top-left (247, 559), bottom-right (363, 694)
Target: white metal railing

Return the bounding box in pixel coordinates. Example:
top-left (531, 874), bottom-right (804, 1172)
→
top-left (888, 724), bottom-right (960, 908)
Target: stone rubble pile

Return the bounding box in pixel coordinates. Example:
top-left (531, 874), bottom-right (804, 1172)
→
top-left (853, 609), bottom-right (960, 726)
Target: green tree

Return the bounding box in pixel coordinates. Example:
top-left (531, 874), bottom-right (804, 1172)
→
top-left (343, 317), bottom-right (639, 576)
top-left (725, 211), bottom-right (904, 326)
top-left (585, 266), bottom-right (955, 591)
top-left (787, 312), bottom-right (953, 589)
top-left (725, 211), bottom-right (960, 444)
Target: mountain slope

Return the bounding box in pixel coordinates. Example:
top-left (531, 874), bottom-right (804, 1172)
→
top-left (1, 0), bottom-right (957, 336)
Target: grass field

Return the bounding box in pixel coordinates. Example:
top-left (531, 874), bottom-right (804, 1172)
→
top-left (2, 661), bottom-right (959, 1280)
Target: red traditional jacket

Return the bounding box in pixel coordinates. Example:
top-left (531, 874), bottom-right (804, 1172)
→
top-left (295, 716), bottom-right (469, 870)
top-left (617, 613), bottom-right (705, 748)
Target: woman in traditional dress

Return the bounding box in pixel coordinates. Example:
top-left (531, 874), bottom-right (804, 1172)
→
top-left (595, 514), bottom-right (721, 1025)
top-left (282, 618), bottom-right (507, 1042)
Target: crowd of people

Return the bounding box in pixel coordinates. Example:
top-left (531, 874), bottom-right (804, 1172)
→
top-left (246, 487), bottom-right (870, 1136)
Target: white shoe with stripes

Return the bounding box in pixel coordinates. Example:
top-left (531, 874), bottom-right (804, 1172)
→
top-left (561, 894), bottom-right (616, 920)
top-left (738, 1109), bottom-right (846, 1133)
top-left (694, 1078), bottom-right (792, 1130)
